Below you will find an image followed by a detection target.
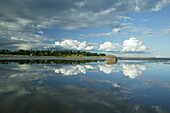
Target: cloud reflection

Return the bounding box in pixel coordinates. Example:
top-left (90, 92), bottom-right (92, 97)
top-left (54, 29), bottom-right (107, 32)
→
top-left (0, 61), bottom-right (169, 112)
top-left (53, 63), bottom-right (148, 79)
top-left (98, 64), bottom-right (119, 74)
top-left (55, 65), bottom-right (96, 76)
top-left (0, 84), bottom-right (168, 113)
top-left (98, 63), bottom-right (148, 79)
top-left (122, 64), bottom-right (148, 79)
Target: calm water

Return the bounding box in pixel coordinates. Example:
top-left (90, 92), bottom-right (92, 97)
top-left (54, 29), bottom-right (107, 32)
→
top-left (0, 60), bottom-right (170, 113)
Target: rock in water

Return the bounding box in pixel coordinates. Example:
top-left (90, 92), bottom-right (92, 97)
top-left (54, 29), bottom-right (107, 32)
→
top-left (106, 55), bottom-right (117, 65)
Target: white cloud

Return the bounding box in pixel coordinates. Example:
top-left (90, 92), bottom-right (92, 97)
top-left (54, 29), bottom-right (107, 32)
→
top-left (122, 64), bottom-right (147, 79)
top-left (55, 39), bottom-right (96, 51)
top-left (122, 37), bottom-right (147, 52)
top-left (55, 37), bottom-right (148, 53)
top-left (99, 42), bottom-right (120, 52)
top-left (152, 0), bottom-right (170, 11)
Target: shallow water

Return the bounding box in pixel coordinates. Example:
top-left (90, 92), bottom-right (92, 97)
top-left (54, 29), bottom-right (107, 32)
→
top-left (0, 60), bottom-right (170, 113)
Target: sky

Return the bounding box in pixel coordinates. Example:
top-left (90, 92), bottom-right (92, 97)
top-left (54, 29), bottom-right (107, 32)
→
top-left (0, 0), bottom-right (170, 57)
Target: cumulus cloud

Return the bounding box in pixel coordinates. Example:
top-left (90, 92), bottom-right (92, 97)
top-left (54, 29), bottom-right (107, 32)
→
top-left (54, 37), bottom-right (148, 52)
top-left (55, 39), bottom-right (96, 51)
top-left (99, 42), bottom-right (120, 52)
top-left (122, 37), bottom-right (147, 52)
top-left (98, 37), bottom-right (148, 53)
top-left (53, 37), bottom-right (147, 53)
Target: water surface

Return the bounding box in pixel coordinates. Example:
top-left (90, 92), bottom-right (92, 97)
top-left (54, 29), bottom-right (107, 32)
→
top-left (0, 60), bottom-right (170, 113)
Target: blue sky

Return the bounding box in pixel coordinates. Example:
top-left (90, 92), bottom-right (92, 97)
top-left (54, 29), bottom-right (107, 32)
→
top-left (0, 0), bottom-right (170, 57)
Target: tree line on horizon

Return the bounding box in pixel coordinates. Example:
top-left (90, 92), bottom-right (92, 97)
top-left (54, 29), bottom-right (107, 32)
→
top-left (0, 49), bottom-right (106, 57)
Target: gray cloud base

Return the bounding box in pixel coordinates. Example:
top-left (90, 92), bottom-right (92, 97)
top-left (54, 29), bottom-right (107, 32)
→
top-left (0, 0), bottom-right (169, 50)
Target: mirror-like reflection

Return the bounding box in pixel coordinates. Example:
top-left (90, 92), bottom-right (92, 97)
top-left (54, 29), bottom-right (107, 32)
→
top-left (106, 57), bottom-right (117, 65)
top-left (0, 59), bottom-right (104, 64)
top-left (0, 60), bottom-right (170, 113)
top-left (122, 64), bottom-right (147, 79)
top-left (54, 64), bottom-right (95, 76)
top-left (52, 62), bottom-right (147, 79)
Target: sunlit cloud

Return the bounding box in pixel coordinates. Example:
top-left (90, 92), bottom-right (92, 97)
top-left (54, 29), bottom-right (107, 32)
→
top-left (98, 42), bottom-right (120, 52)
top-left (55, 39), bottom-right (97, 51)
top-left (54, 36), bottom-right (149, 53)
top-left (122, 37), bottom-right (148, 52)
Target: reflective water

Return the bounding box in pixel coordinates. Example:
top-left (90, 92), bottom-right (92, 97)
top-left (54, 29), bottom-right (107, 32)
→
top-left (0, 60), bottom-right (170, 113)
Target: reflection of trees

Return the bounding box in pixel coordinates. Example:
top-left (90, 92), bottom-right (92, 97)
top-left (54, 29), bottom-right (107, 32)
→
top-left (0, 60), bottom-right (104, 64)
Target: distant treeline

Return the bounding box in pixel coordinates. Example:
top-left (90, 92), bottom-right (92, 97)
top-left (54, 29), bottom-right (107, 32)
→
top-left (0, 60), bottom-right (104, 64)
top-left (0, 49), bottom-right (106, 57)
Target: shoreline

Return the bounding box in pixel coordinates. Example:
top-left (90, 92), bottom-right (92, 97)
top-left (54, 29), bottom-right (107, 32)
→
top-left (0, 56), bottom-right (106, 60)
top-left (0, 55), bottom-right (170, 60)
top-left (117, 57), bottom-right (170, 60)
